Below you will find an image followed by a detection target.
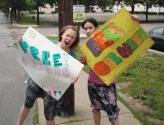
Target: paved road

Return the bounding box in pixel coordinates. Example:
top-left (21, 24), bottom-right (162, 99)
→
top-left (0, 12), bottom-right (34, 125)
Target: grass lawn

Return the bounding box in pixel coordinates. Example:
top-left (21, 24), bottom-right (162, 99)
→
top-left (117, 53), bottom-right (164, 124)
top-left (17, 15), bottom-right (54, 25)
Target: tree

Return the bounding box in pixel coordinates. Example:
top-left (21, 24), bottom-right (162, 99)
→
top-left (75, 0), bottom-right (114, 12)
top-left (96, 0), bottom-right (114, 10)
top-left (124, 0), bottom-right (138, 13)
top-left (124, 0), bottom-right (162, 22)
top-left (142, 0), bottom-right (155, 22)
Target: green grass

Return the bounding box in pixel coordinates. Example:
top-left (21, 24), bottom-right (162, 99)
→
top-left (33, 103), bottom-right (39, 125)
top-left (117, 53), bottom-right (164, 121)
top-left (17, 15), bottom-right (54, 25)
top-left (47, 36), bottom-right (58, 41)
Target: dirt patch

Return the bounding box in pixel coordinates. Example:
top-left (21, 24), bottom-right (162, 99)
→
top-left (117, 81), bottom-right (132, 89)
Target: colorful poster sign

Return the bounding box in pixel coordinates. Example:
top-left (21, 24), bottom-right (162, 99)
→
top-left (73, 5), bottom-right (85, 23)
top-left (17, 27), bottom-right (84, 100)
top-left (81, 8), bottom-right (154, 85)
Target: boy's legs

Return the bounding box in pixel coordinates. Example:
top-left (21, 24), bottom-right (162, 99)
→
top-left (16, 104), bottom-right (30, 125)
top-left (93, 111), bottom-right (101, 125)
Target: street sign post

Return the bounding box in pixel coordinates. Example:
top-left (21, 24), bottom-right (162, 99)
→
top-left (73, 5), bottom-right (85, 23)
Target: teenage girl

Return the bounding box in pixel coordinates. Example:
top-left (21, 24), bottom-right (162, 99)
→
top-left (81, 16), bottom-right (138, 125)
top-left (16, 25), bottom-right (80, 125)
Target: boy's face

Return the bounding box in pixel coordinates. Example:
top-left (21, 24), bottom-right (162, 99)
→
top-left (61, 29), bottom-right (77, 48)
top-left (83, 22), bottom-right (96, 37)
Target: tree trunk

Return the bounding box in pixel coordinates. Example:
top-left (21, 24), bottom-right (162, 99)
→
top-left (36, 6), bottom-right (39, 25)
top-left (145, 3), bottom-right (149, 22)
top-left (18, 10), bottom-right (20, 22)
top-left (131, 4), bottom-right (135, 14)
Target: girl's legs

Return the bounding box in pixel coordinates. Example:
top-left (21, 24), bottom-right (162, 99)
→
top-left (16, 104), bottom-right (30, 125)
top-left (93, 111), bottom-right (101, 125)
top-left (46, 120), bottom-right (55, 125)
top-left (111, 120), bottom-right (120, 125)
top-left (44, 93), bottom-right (57, 125)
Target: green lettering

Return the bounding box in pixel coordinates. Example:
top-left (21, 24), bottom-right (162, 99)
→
top-left (53, 53), bottom-right (62, 67)
top-left (106, 32), bottom-right (120, 41)
top-left (126, 39), bottom-right (138, 51)
top-left (42, 51), bottom-right (50, 65)
top-left (107, 53), bottom-right (122, 64)
top-left (136, 29), bottom-right (148, 41)
top-left (20, 41), bottom-right (28, 53)
top-left (29, 46), bottom-right (39, 60)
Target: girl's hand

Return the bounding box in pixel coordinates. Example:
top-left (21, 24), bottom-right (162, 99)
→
top-left (71, 76), bottom-right (79, 84)
top-left (15, 35), bottom-right (23, 47)
top-left (10, 35), bottom-right (22, 48)
top-left (18, 35), bottom-right (23, 43)
top-left (131, 14), bottom-right (139, 21)
top-left (80, 54), bottom-right (87, 64)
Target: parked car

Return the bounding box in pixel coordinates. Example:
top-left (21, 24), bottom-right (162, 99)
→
top-left (148, 26), bottom-right (164, 52)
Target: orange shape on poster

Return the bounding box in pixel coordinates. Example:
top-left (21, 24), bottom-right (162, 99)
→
top-left (93, 61), bottom-right (111, 76)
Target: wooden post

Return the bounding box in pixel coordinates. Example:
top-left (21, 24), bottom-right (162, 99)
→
top-left (58, 0), bottom-right (73, 30)
top-left (58, 0), bottom-right (75, 116)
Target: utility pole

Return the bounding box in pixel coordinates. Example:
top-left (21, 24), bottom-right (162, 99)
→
top-left (58, 0), bottom-right (74, 116)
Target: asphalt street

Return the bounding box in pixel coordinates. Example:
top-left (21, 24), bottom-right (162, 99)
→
top-left (0, 12), bottom-right (34, 125)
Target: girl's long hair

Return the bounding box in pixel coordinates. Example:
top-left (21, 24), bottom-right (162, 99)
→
top-left (59, 25), bottom-right (79, 51)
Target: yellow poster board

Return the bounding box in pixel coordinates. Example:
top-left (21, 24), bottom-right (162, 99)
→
top-left (81, 8), bottom-right (154, 85)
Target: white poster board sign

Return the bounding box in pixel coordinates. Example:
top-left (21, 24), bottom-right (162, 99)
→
top-left (17, 27), bottom-right (84, 100)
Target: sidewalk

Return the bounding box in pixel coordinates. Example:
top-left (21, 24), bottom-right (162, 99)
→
top-left (37, 71), bottom-right (141, 125)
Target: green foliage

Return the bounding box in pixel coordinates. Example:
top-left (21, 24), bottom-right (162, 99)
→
top-left (118, 53), bottom-right (164, 120)
top-left (77, 0), bottom-right (114, 12)
top-left (96, 0), bottom-right (114, 9)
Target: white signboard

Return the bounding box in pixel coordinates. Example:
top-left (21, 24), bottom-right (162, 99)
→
top-left (17, 27), bottom-right (84, 100)
top-left (73, 5), bottom-right (85, 22)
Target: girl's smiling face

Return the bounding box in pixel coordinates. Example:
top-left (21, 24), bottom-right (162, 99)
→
top-left (61, 29), bottom-right (77, 49)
